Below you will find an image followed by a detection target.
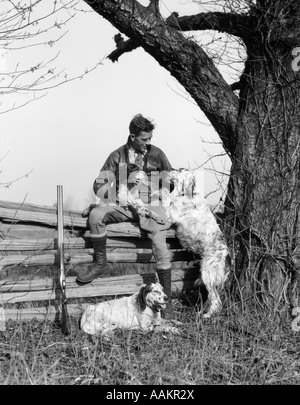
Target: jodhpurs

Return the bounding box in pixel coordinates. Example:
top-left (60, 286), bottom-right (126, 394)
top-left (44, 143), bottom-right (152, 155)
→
top-left (89, 205), bottom-right (171, 269)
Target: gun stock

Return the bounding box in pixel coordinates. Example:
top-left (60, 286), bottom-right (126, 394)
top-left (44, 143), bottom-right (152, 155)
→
top-left (57, 185), bottom-right (70, 335)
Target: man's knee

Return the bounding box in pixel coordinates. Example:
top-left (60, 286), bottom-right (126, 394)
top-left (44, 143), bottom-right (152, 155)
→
top-left (89, 206), bottom-right (107, 234)
top-left (150, 230), bottom-right (167, 247)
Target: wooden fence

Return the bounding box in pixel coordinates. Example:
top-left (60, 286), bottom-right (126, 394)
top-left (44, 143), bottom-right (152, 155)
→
top-left (0, 200), bottom-right (198, 328)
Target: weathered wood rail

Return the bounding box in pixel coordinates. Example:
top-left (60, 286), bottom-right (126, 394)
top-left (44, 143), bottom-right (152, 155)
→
top-left (0, 200), bottom-right (198, 327)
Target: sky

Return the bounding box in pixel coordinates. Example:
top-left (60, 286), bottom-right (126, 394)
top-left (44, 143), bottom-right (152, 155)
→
top-left (0, 0), bottom-right (233, 211)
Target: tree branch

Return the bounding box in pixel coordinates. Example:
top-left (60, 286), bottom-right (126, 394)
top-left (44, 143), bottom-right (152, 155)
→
top-left (107, 35), bottom-right (139, 62)
top-left (107, 11), bottom-right (179, 62)
top-left (176, 12), bottom-right (252, 39)
top-left (107, 9), bottom-right (252, 62)
top-left (146, 0), bottom-right (160, 17)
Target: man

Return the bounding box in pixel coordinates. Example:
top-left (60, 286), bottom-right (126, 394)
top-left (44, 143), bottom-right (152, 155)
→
top-left (76, 114), bottom-right (174, 316)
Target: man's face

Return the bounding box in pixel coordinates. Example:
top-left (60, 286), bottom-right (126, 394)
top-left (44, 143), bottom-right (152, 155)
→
top-left (130, 131), bottom-right (153, 153)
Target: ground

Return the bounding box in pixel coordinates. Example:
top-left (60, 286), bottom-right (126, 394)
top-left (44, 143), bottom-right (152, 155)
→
top-left (1, 294), bottom-right (300, 385)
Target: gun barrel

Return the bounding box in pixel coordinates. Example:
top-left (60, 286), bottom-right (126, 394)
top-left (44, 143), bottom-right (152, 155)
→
top-left (57, 185), bottom-right (64, 270)
top-left (57, 185), bottom-right (70, 335)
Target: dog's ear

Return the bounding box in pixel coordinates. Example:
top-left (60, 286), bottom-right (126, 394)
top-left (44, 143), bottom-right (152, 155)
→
top-left (185, 172), bottom-right (196, 198)
top-left (190, 176), bottom-right (196, 197)
top-left (137, 284), bottom-right (151, 311)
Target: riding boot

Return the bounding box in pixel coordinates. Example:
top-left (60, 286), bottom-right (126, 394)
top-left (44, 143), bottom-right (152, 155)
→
top-left (156, 267), bottom-right (173, 319)
top-left (141, 273), bottom-right (157, 285)
top-left (76, 234), bottom-right (110, 283)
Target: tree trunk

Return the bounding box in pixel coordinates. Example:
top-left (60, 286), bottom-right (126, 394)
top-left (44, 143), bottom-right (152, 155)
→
top-left (224, 35), bottom-right (300, 311)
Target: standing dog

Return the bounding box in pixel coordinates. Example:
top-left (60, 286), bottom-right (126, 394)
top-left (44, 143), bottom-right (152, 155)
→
top-left (166, 168), bottom-right (230, 318)
top-left (80, 282), bottom-right (180, 336)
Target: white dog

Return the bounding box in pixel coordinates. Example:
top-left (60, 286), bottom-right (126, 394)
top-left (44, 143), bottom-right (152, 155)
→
top-left (165, 169), bottom-right (230, 318)
top-left (80, 282), bottom-right (181, 336)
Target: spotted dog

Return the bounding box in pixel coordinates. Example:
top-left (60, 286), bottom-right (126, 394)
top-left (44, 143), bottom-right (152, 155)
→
top-left (80, 282), bottom-right (181, 336)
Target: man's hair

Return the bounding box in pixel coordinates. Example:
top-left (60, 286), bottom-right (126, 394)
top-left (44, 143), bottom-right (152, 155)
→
top-left (129, 114), bottom-right (155, 136)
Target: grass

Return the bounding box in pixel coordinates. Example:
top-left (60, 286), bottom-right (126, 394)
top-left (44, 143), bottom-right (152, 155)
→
top-left (1, 294), bottom-right (300, 385)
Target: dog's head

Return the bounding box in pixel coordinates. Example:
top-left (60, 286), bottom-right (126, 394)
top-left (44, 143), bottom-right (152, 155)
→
top-left (137, 282), bottom-right (168, 312)
top-left (167, 168), bottom-right (196, 198)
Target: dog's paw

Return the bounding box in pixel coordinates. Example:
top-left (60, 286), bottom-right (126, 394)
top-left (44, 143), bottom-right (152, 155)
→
top-left (167, 326), bottom-right (181, 335)
top-left (147, 210), bottom-right (166, 224)
top-left (154, 216), bottom-right (166, 225)
top-left (81, 203), bottom-right (100, 217)
top-left (170, 319), bottom-right (184, 326)
top-left (154, 323), bottom-right (181, 335)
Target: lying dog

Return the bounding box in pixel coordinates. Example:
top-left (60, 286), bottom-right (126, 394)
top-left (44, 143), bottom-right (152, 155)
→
top-left (166, 168), bottom-right (231, 318)
top-left (80, 282), bottom-right (181, 336)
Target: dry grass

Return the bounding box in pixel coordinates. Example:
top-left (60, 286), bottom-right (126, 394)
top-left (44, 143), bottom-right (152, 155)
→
top-left (1, 294), bottom-right (300, 385)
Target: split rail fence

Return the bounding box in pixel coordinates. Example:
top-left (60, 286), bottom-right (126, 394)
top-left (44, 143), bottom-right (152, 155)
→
top-left (0, 200), bottom-right (198, 328)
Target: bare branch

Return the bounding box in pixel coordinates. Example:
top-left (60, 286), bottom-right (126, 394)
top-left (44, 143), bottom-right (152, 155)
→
top-left (176, 12), bottom-right (251, 39)
top-left (0, 169), bottom-right (33, 188)
top-left (107, 35), bottom-right (139, 63)
top-left (0, 1), bottom-right (105, 114)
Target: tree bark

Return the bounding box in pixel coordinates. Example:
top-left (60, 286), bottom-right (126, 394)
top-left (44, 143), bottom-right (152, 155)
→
top-left (224, 4), bottom-right (300, 310)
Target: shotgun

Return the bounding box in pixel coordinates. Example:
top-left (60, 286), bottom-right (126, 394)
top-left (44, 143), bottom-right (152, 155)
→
top-left (57, 185), bottom-right (70, 335)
